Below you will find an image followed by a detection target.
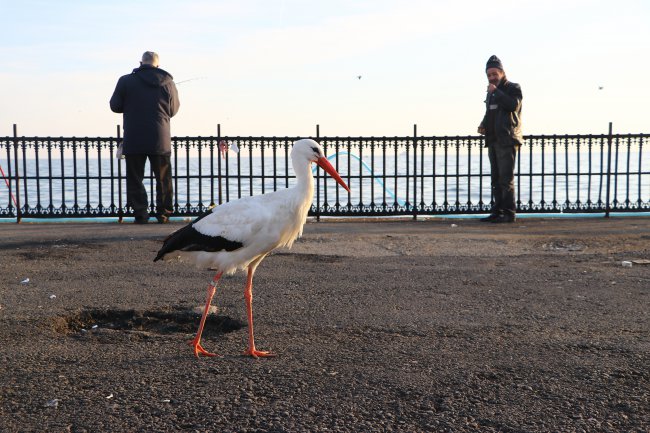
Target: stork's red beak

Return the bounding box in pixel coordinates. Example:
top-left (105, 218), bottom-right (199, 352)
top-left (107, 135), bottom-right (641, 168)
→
top-left (316, 157), bottom-right (350, 193)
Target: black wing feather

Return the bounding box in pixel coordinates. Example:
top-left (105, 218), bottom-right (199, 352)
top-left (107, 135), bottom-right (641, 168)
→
top-left (154, 209), bottom-right (243, 261)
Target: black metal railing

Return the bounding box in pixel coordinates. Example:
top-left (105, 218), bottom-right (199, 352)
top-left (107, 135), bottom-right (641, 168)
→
top-left (1, 124), bottom-right (648, 221)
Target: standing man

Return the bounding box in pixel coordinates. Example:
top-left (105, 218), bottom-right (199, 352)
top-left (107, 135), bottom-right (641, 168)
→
top-left (477, 55), bottom-right (523, 223)
top-left (110, 51), bottom-right (180, 224)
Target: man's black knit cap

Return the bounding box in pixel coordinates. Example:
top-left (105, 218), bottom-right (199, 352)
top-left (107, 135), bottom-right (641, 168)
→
top-left (486, 55), bottom-right (504, 72)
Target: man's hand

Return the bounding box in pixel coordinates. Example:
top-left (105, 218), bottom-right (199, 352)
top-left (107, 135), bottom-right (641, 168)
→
top-left (477, 126), bottom-right (486, 135)
top-left (487, 83), bottom-right (497, 93)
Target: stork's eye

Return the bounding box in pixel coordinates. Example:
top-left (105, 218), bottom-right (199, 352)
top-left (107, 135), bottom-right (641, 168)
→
top-left (310, 146), bottom-right (319, 153)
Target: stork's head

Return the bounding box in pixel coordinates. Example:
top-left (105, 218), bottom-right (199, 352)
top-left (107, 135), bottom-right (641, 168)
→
top-left (292, 139), bottom-right (350, 192)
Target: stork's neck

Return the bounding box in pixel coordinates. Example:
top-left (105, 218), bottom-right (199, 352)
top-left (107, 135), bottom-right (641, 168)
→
top-left (293, 159), bottom-right (315, 201)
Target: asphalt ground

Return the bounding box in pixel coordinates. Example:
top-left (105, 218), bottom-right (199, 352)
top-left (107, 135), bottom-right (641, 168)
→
top-left (0, 217), bottom-right (648, 432)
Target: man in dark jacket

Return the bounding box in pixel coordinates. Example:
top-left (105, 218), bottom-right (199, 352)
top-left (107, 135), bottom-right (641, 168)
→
top-left (478, 55), bottom-right (523, 223)
top-left (110, 51), bottom-right (180, 224)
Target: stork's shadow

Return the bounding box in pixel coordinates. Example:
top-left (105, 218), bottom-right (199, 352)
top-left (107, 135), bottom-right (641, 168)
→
top-left (50, 307), bottom-right (244, 336)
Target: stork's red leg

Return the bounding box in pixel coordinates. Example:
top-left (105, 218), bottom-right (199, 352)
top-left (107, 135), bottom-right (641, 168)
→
top-left (242, 266), bottom-right (275, 358)
top-left (188, 272), bottom-right (223, 358)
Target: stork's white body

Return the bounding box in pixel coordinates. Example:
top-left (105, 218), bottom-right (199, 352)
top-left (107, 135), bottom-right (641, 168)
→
top-left (155, 139), bottom-right (349, 358)
top-left (170, 176), bottom-right (313, 273)
top-left (158, 140), bottom-right (319, 272)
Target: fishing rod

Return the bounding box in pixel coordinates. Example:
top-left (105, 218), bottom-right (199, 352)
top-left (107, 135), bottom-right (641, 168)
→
top-left (175, 76), bottom-right (208, 85)
top-left (0, 164), bottom-right (18, 208)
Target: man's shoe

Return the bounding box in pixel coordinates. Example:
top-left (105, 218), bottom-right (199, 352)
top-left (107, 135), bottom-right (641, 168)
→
top-left (155, 214), bottom-right (170, 224)
top-left (479, 214), bottom-right (499, 222)
top-left (491, 214), bottom-right (516, 223)
top-left (134, 217), bottom-right (149, 224)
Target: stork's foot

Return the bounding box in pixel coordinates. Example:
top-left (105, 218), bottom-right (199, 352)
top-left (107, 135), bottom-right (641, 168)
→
top-left (242, 348), bottom-right (276, 358)
top-left (188, 339), bottom-right (220, 358)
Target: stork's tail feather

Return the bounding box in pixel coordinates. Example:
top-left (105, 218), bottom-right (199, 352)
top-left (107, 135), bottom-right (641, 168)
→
top-left (154, 227), bottom-right (186, 261)
top-left (154, 209), bottom-right (214, 262)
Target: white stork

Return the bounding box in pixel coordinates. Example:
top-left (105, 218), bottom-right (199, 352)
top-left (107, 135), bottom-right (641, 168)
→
top-left (154, 139), bottom-right (349, 358)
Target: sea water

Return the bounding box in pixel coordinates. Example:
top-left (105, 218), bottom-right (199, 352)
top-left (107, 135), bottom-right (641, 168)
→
top-left (1, 148), bottom-right (647, 212)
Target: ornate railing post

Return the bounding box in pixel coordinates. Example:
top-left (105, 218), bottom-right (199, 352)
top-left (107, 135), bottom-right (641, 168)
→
top-left (217, 124), bottom-right (223, 206)
top-left (13, 124), bottom-right (21, 223)
top-left (605, 122), bottom-right (613, 218)
top-left (315, 124), bottom-right (321, 222)
top-left (117, 124), bottom-right (124, 222)
top-left (412, 124), bottom-right (418, 220)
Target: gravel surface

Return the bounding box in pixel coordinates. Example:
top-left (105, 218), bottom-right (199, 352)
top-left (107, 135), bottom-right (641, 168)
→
top-left (0, 217), bottom-right (648, 432)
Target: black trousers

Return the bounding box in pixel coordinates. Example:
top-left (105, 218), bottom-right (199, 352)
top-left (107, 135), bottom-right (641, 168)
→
top-left (487, 141), bottom-right (518, 216)
top-left (125, 154), bottom-right (173, 220)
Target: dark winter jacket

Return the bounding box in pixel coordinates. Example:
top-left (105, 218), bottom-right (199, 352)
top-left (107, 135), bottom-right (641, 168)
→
top-left (480, 79), bottom-right (523, 147)
top-left (110, 65), bottom-right (180, 155)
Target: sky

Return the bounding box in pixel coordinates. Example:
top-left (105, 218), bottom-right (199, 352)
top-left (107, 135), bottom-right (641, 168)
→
top-left (1, 0), bottom-right (649, 138)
